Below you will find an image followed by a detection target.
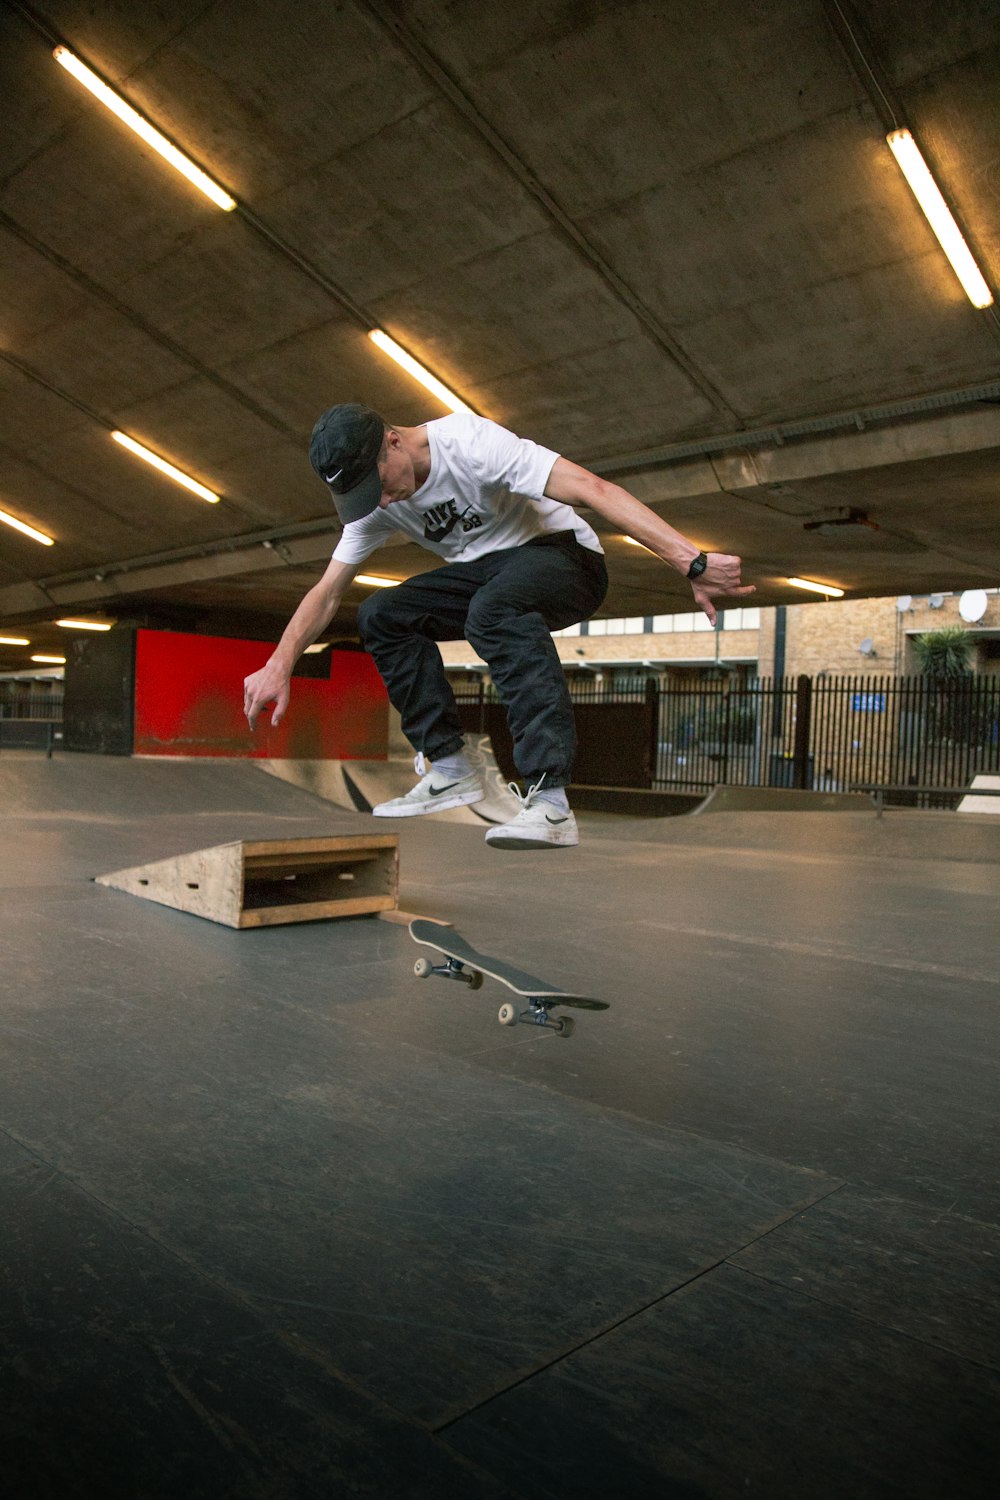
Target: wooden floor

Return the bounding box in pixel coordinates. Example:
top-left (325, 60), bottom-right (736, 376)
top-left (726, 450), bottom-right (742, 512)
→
top-left (1, 753), bottom-right (998, 1498)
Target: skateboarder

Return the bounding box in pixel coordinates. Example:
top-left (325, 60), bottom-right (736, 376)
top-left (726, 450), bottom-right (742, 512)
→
top-left (243, 403), bottom-right (752, 849)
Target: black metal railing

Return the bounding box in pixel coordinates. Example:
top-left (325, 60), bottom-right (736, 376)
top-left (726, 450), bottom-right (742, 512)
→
top-left (655, 674), bottom-right (1000, 798)
top-left (0, 690), bottom-right (64, 721)
top-left (0, 690), bottom-right (64, 755)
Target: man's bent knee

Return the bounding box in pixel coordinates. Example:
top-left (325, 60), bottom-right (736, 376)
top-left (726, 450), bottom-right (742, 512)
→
top-left (465, 597), bottom-right (549, 642)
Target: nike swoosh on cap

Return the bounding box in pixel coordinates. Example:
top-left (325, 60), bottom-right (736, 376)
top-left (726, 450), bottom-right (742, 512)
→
top-left (324, 468), bottom-right (343, 486)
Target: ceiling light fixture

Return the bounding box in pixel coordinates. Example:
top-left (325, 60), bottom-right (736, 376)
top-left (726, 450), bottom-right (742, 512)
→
top-left (111, 432), bottom-right (220, 503)
top-left (31, 655), bottom-right (66, 664)
top-left (0, 636), bottom-right (30, 646)
top-left (0, 507), bottom-right (55, 545)
top-left (56, 619), bottom-right (113, 631)
top-left (355, 573), bottom-right (401, 588)
top-left (886, 129), bottom-right (993, 309)
top-left (367, 330), bottom-right (474, 413)
top-left (786, 577), bottom-right (845, 598)
top-left (53, 47), bottom-right (237, 212)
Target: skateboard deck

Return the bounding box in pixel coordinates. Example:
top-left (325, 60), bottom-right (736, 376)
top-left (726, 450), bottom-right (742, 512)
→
top-left (409, 919), bottom-right (610, 1037)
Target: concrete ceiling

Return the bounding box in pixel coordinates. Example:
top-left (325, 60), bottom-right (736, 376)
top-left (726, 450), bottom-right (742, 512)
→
top-left (1, 0), bottom-right (999, 672)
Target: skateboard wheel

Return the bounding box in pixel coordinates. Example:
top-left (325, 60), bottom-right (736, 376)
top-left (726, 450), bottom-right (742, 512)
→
top-left (467, 968), bottom-right (484, 991)
top-left (498, 1001), bottom-right (519, 1027)
top-left (413, 956), bottom-right (433, 978)
top-left (555, 1016), bottom-right (575, 1039)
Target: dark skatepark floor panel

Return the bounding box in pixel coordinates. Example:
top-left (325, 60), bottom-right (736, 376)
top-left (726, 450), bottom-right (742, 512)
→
top-left (444, 1264), bottom-right (1000, 1500)
top-left (1, 755), bottom-right (998, 1498)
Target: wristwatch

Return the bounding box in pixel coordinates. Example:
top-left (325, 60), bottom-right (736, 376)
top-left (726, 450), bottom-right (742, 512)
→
top-left (686, 550), bottom-right (708, 580)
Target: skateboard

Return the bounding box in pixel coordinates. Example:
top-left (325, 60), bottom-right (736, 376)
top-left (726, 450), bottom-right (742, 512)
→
top-left (409, 919), bottom-right (610, 1038)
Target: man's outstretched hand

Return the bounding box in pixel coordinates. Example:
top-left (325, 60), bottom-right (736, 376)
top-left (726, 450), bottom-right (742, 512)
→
top-left (244, 662), bottom-right (291, 730)
top-left (691, 554), bottom-right (755, 626)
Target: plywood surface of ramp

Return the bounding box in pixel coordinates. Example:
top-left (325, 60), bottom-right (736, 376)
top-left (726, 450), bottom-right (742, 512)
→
top-left (96, 835), bottom-right (399, 928)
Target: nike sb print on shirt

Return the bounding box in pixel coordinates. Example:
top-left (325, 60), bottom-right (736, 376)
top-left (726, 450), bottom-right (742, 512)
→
top-left (422, 499), bottom-right (483, 545)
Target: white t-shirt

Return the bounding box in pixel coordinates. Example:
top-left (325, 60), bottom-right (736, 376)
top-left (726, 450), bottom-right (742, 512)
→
top-left (331, 413), bottom-right (603, 566)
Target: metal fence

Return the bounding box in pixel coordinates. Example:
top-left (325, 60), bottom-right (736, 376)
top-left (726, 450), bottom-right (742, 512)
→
top-left (658, 674), bottom-right (1000, 800)
top-left (0, 689), bottom-right (65, 755)
top-left (453, 672), bottom-right (1000, 801)
top-left (0, 689), bottom-right (64, 721)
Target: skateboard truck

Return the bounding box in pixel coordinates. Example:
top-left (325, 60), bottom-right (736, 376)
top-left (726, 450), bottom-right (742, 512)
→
top-left (414, 952), bottom-right (576, 1035)
top-left (413, 953), bottom-right (483, 990)
top-left (497, 998), bottom-right (575, 1036)
top-left (413, 954), bottom-right (572, 1031)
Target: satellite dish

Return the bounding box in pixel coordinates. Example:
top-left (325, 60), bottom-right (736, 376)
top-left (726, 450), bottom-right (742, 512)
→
top-left (928, 593), bottom-right (945, 609)
top-left (895, 595), bottom-right (912, 612)
top-left (858, 638), bottom-right (876, 656)
top-left (959, 589), bottom-right (988, 622)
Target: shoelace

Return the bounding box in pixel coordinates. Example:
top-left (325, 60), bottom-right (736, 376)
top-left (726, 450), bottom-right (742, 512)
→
top-left (506, 772), bottom-right (547, 810)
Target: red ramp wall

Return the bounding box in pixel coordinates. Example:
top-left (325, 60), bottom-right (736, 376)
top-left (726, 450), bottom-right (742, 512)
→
top-left (133, 630), bottom-right (388, 759)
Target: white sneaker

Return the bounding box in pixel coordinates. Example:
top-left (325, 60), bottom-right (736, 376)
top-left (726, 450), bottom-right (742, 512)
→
top-left (372, 753), bottom-right (485, 817)
top-left (484, 778), bottom-right (579, 850)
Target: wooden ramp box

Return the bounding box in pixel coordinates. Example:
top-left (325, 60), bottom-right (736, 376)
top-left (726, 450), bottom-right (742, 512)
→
top-left (96, 835), bottom-right (399, 928)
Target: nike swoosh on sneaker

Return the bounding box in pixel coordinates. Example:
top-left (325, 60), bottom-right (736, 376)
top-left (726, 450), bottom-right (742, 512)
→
top-left (428, 781), bottom-right (462, 797)
top-left (545, 813), bottom-right (569, 824)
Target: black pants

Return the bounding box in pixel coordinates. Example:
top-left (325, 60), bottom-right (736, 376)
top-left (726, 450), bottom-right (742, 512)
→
top-left (357, 532), bottom-right (608, 788)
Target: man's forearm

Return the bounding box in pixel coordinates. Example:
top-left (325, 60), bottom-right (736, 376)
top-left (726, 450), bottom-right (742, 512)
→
top-left (269, 584), bottom-right (343, 671)
top-left (544, 457), bottom-right (700, 575)
top-left (583, 480), bottom-right (701, 575)
top-left (543, 454), bottom-right (752, 625)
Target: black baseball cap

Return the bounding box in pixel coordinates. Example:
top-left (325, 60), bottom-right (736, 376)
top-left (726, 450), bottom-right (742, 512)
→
top-left (309, 403), bottom-right (385, 523)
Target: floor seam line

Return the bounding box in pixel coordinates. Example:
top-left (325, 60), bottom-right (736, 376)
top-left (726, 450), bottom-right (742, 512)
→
top-left (430, 1182), bottom-right (846, 1436)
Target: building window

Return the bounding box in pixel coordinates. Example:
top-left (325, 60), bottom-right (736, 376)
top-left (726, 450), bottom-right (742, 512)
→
top-left (721, 606), bottom-right (760, 630)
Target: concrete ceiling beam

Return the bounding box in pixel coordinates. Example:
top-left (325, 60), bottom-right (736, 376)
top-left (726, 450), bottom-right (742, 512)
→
top-left (0, 529), bottom-right (338, 622)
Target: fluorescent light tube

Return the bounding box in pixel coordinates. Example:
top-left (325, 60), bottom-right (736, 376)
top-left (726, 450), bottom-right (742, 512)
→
top-left (31, 655), bottom-right (66, 664)
top-left (0, 636), bottom-right (30, 646)
top-left (111, 432), bottom-right (220, 503)
top-left (53, 47), bottom-right (236, 212)
top-left (887, 129), bottom-right (993, 309)
top-left (0, 507), bottom-right (55, 545)
top-left (56, 619), bottom-right (113, 631)
top-left (367, 331), bottom-right (474, 413)
top-left (356, 573), bottom-right (401, 588)
top-left (787, 577), bottom-right (845, 598)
